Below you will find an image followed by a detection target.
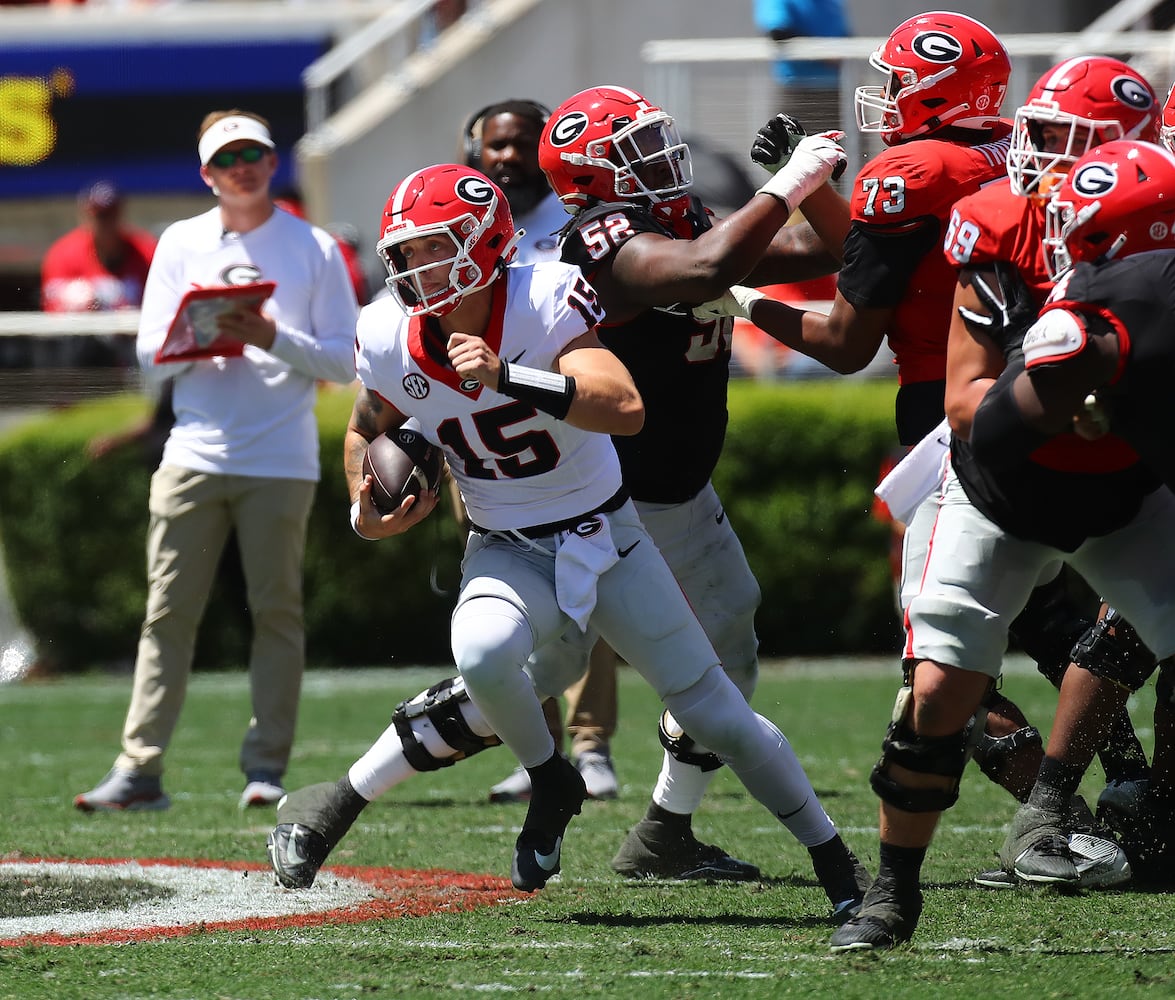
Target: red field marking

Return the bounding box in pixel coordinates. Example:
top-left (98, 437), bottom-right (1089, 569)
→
top-left (0, 857), bottom-right (520, 947)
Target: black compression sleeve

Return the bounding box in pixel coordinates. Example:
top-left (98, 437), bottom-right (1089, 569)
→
top-left (970, 364), bottom-right (1051, 468)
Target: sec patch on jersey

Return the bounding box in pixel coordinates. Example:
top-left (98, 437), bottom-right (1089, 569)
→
top-left (363, 427), bottom-right (443, 514)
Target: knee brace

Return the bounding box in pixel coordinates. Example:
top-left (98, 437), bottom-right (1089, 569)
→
top-left (658, 709), bottom-right (724, 772)
top-left (1070, 606), bottom-right (1158, 692)
top-left (869, 686), bottom-right (972, 813)
top-left (1010, 574), bottom-right (1091, 687)
top-left (392, 676), bottom-right (501, 772)
top-left (1157, 657), bottom-right (1175, 709)
top-left (971, 724), bottom-right (1042, 785)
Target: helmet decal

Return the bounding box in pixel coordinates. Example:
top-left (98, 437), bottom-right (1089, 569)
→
top-left (548, 111), bottom-right (589, 147)
top-left (911, 31), bottom-right (964, 64)
top-left (1070, 161), bottom-right (1118, 198)
top-left (454, 175), bottom-right (496, 205)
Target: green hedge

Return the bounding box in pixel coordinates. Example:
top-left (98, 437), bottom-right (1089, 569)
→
top-left (0, 379), bottom-right (901, 672)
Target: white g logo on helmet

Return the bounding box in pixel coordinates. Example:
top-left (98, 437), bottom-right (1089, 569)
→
top-left (1111, 75), bottom-right (1154, 111)
top-left (911, 31), bottom-right (964, 64)
top-left (455, 176), bottom-right (495, 205)
top-left (1072, 162), bottom-right (1118, 198)
top-left (548, 111), bottom-right (589, 147)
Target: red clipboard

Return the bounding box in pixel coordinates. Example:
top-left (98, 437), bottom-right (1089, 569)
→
top-left (154, 281), bottom-right (277, 363)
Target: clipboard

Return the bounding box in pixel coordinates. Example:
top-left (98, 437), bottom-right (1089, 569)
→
top-left (154, 281), bottom-right (277, 363)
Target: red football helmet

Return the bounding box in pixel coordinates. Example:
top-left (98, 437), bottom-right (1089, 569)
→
top-left (1007, 56), bottom-right (1159, 197)
top-left (376, 164), bottom-right (521, 316)
top-left (1043, 140), bottom-right (1175, 280)
top-left (855, 11), bottom-right (1010, 146)
top-left (538, 85), bottom-right (692, 215)
top-left (1161, 82), bottom-right (1175, 154)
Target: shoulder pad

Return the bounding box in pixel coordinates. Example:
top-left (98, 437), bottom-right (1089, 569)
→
top-left (1022, 308), bottom-right (1087, 369)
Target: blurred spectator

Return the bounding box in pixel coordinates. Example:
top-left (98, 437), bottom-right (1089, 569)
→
top-left (41, 180), bottom-right (156, 313)
top-left (754, 0), bottom-right (852, 131)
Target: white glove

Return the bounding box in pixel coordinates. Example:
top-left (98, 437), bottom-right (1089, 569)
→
top-left (757, 130), bottom-right (847, 210)
top-left (692, 285), bottom-right (766, 322)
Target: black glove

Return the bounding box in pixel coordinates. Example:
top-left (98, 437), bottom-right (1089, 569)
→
top-left (959, 261), bottom-right (1038, 363)
top-left (751, 113), bottom-right (808, 176)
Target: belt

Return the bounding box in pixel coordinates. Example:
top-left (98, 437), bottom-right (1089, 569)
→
top-left (470, 486), bottom-right (629, 540)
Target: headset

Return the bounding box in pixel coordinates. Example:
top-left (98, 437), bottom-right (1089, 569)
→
top-left (462, 99), bottom-right (552, 167)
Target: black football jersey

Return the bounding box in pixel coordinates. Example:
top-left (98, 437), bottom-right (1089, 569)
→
top-left (1045, 252), bottom-right (1175, 490)
top-left (561, 198), bottom-right (731, 504)
top-left (952, 253), bottom-right (1164, 551)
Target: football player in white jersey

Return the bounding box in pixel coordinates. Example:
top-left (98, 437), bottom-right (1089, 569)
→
top-left (463, 98), bottom-right (622, 803)
top-left (268, 164), bottom-right (867, 908)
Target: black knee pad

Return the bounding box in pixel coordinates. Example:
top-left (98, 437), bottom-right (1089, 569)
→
top-left (1070, 606), bottom-right (1158, 692)
top-left (1157, 658), bottom-right (1175, 709)
top-left (971, 725), bottom-right (1042, 784)
top-left (658, 710), bottom-right (723, 772)
top-left (869, 687), bottom-right (971, 812)
top-left (1010, 574), bottom-right (1092, 687)
top-left (392, 676), bottom-right (501, 772)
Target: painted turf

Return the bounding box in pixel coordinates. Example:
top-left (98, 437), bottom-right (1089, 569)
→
top-left (0, 858), bottom-right (518, 947)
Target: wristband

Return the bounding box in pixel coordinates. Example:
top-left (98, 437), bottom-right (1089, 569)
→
top-left (497, 361), bottom-right (576, 419)
top-left (350, 500), bottom-right (376, 540)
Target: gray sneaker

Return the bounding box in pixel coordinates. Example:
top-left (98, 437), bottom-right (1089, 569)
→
top-left (241, 771), bottom-right (285, 810)
top-left (611, 817), bottom-right (760, 881)
top-left (74, 769), bottom-right (170, 813)
top-left (489, 765), bottom-right (532, 803)
top-left (1000, 802), bottom-right (1079, 885)
top-left (575, 750), bottom-right (618, 801)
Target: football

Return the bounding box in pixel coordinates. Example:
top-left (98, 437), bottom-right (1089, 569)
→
top-left (362, 427), bottom-right (444, 515)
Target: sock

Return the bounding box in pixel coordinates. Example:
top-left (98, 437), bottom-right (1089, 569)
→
top-left (877, 841), bottom-right (926, 890)
top-left (1028, 755), bottom-right (1085, 815)
top-left (809, 834), bottom-right (860, 905)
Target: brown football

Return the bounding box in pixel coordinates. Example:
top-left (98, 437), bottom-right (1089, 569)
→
top-left (362, 427), bottom-right (443, 515)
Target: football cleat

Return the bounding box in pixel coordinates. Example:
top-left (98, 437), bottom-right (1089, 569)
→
top-left (265, 779), bottom-right (364, 888)
top-left (267, 823), bottom-right (333, 889)
top-left (510, 755), bottom-right (587, 892)
top-left (511, 831), bottom-right (566, 893)
top-left (1000, 802), bottom-right (1079, 885)
top-left (829, 874), bottom-right (923, 952)
top-left (610, 816), bottom-right (760, 881)
top-left (975, 831), bottom-right (1130, 890)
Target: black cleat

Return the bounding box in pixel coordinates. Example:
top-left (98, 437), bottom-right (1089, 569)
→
top-left (829, 875), bottom-right (923, 952)
top-left (267, 822), bottom-right (333, 889)
top-left (510, 756), bottom-right (586, 892)
top-left (611, 817), bottom-right (760, 881)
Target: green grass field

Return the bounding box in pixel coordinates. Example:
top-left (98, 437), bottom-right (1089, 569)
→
top-left (1, 657), bottom-right (1171, 999)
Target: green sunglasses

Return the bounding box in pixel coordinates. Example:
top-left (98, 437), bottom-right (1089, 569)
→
top-left (209, 145), bottom-right (268, 168)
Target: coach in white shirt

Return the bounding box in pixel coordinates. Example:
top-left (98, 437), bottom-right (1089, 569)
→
top-left (75, 109), bottom-right (358, 814)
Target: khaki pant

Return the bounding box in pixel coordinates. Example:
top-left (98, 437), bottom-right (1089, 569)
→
top-left (116, 464), bottom-right (316, 779)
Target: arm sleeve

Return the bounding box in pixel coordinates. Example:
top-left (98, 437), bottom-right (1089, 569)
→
top-left (266, 238), bottom-right (359, 385)
top-left (970, 356), bottom-right (1050, 468)
top-left (837, 217), bottom-right (942, 309)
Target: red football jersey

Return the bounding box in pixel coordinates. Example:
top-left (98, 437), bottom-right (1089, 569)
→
top-left (846, 123), bottom-right (1012, 385)
top-left (943, 179), bottom-right (1053, 303)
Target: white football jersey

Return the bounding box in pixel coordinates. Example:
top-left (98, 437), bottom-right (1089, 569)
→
top-left (355, 262), bottom-right (620, 531)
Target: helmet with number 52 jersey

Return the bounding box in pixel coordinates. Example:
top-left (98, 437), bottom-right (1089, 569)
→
top-left (539, 85), bottom-right (693, 216)
top-left (1007, 56), bottom-right (1158, 198)
top-left (376, 164), bottom-right (521, 317)
top-left (855, 11), bottom-right (1010, 146)
top-left (1043, 139), bottom-right (1175, 280)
